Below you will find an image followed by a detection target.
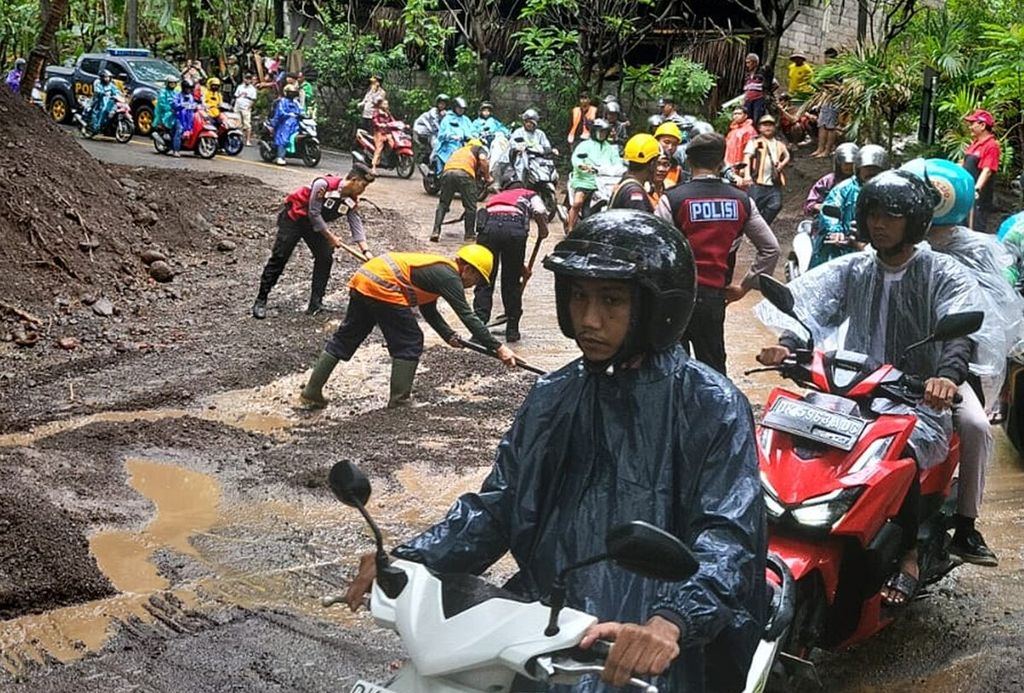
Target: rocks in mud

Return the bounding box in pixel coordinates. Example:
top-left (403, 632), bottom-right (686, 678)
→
top-left (92, 297), bottom-right (115, 317)
top-left (132, 205), bottom-right (159, 226)
top-left (216, 239), bottom-right (236, 252)
top-left (80, 293), bottom-right (97, 306)
top-left (149, 260), bottom-right (175, 283)
top-left (140, 248), bottom-right (168, 265)
top-left (57, 336), bottom-right (81, 350)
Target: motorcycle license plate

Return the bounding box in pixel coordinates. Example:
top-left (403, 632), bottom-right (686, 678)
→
top-left (762, 398), bottom-right (867, 451)
top-left (349, 681), bottom-right (398, 693)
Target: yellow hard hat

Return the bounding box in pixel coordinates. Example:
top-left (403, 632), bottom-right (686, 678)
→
top-left (456, 244), bottom-right (493, 284)
top-left (654, 122), bottom-right (682, 143)
top-left (623, 133), bottom-right (661, 164)
top-left (466, 138), bottom-right (484, 148)
top-left (206, 77), bottom-right (221, 88)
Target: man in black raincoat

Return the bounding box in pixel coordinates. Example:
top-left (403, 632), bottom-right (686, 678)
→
top-left (347, 210), bottom-right (767, 692)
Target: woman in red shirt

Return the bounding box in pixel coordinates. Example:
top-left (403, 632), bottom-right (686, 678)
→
top-left (962, 109), bottom-right (1001, 233)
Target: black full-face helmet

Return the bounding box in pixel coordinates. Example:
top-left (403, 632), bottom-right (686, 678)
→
top-left (543, 210), bottom-right (697, 367)
top-left (856, 169), bottom-right (938, 248)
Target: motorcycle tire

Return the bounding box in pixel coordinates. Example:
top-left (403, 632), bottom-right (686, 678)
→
top-left (302, 139), bottom-right (322, 168)
top-left (197, 137), bottom-right (218, 160)
top-left (114, 117), bottom-right (134, 144)
top-left (152, 132), bottom-right (170, 155)
top-left (396, 154), bottom-right (415, 179)
top-left (539, 188), bottom-right (558, 223)
top-left (784, 256), bottom-right (800, 283)
top-left (422, 174), bottom-right (440, 196)
top-left (223, 132), bottom-right (244, 156)
top-left (258, 140), bottom-right (275, 163)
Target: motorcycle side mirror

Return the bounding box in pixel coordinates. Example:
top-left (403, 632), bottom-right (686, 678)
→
top-left (606, 521), bottom-right (698, 582)
top-left (821, 204), bottom-right (842, 220)
top-left (514, 137), bottom-right (525, 143)
top-left (759, 274), bottom-right (815, 350)
top-left (577, 152), bottom-right (589, 159)
top-left (328, 461), bottom-right (408, 599)
top-left (932, 311), bottom-right (984, 341)
top-left (329, 460), bottom-right (371, 508)
top-left (759, 274), bottom-right (795, 314)
top-left (901, 311), bottom-right (985, 363)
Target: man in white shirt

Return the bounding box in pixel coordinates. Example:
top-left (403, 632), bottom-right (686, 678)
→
top-left (233, 73), bottom-right (258, 146)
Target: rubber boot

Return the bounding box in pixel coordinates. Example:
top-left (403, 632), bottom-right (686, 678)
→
top-left (387, 359), bottom-right (419, 408)
top-left (430, 206), bottom-right (445, 242)
top-left (300, 352), bottom-right (340, 409)
top-left (251, 298), bottom-right (267, 320)
top-left (306, 295), bottom-right (324, 315)
top-left (505, 318), bottom-right (521, 343)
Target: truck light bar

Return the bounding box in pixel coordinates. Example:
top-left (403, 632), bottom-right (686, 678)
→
top-left (106, 48), bottom-right (151, 57)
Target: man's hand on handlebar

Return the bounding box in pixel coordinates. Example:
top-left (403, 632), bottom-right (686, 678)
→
top-left (579, 617), bottom-right (681, 688)
top-left (345, 552), bottom-right (376, 611)
top-left (923, 376), bottom-right (958, 410)
top-left (757, 345), bottom-right (792, 366)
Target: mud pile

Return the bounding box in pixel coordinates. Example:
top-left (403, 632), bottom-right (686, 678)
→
top-left (0, 479), bottom-right (114, 619)
top-left (0, 86), bottom-right (280, 343)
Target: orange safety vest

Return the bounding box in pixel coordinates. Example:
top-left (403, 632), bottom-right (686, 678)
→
top-left (349, 252), bottom-right (457, 307)
top-left (444, 145), bottom-right (481, 177)
top-left (664, 164), bottom-right (682, 189)
top-left (568, 105), bottom-right (597, 142)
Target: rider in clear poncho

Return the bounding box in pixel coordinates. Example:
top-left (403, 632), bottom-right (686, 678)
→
top-left (756, 170), bottom-right (986, 603)
top-left (347, 211), bottom-right (767, 692)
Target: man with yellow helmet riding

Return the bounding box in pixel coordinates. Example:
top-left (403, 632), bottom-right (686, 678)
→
top-left (300, 243), bottom-right (518, 409)
top-left (654, 121), bottom-right (685, 189)
top-left (203, 77), bottom-right (223, 118)
top-left (608, 133), bottom-right (662, 213)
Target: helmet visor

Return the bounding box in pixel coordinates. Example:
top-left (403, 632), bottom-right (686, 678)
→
top-left (543, 239), bottom-right (642, 279)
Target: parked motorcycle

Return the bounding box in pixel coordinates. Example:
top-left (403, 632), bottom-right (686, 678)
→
top-left (75, 94), bottom-right (134, 144)
top-left (258, 116), bottom-right (322, 167)
top-left (355, 120), bottom-right (415, 178)
top-left (750, 276), bottom-right (983, 681)
top-left (323, 460), bottom-right (794, 693)
top-left (151, 110), bottom-right (219, 159)
top-left (214, 109), bottom-right (245, 156)
top-left (784, 220), bottom-right (813, 282)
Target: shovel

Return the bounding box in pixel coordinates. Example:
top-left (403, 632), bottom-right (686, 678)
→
top-left (487, 235), bottom-right (545, 328)
top-left (336, 240), bottom-right (369, 263)
top-left (456, 338), bottom-right (545, 376)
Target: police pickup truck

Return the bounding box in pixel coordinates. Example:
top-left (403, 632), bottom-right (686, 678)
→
top-left (44, 48), bottom-right (179, 136)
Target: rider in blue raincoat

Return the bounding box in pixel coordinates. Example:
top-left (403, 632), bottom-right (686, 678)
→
top-left (471, 101), bottom-right (509, 145)
top-left (434, 96), bottom-right (473, 173)
top-left (271, 84), bottom-right (304, 165)
top-left (347, 210), bottom-right (768, 692)
top-left (86, 69), bottom-right (122, 133)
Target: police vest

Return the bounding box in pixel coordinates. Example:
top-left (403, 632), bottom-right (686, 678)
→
top-left (349, 252), bottom-right (457, 307)
top-left (284, 175), bottom-right (348, 222)
top-left (664, 179), bottom-right (751, 289)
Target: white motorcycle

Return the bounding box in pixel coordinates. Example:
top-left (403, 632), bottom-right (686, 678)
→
top-left (784, 220), bottom-right (813, 282)
top-left (570, 154), bottom-right (627, 220)
top-left (324, 461), bottom-right (794, 693)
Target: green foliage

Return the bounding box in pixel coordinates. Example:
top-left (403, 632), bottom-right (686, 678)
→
top-left (515, 24), bottom-right (582, 142)
top-left (974, 23), bottom-right (1024, 136)
top-left (652, 57), bottom-right (716, 112)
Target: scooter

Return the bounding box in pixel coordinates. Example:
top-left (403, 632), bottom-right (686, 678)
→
top-left (258, 116), bottom-right (322, 167)
top-left (76, 94), bottom-right (134, 144)
top-left (750, 276), bottom-right (983, 680)
top-left (213, 108), bottom-right (245, 156)
top-left (570, 153), bottom-right (627, 220)
top-left (324, 460), bottom-right (795, 693)
top-left (509, 138), bottom-right (566, 223)
top-left (151, 110), bottom-right (219, 159)
top-left (355, 119), bottom-right (415, 178)
top-left (784, 220), bottom-right (813, 282)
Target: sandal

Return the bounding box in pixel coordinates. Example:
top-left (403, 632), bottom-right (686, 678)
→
top-left (881, 570), bottom-right (918, 607)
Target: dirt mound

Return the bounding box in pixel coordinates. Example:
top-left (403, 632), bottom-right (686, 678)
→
top-left (0, 87), bottom-right (280, 344)
top-left (0, 479), bottom-right (114, 619)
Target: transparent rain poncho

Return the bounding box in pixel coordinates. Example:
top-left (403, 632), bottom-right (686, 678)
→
top-left (926, 225), bottom-right (1024, 405)
top-left (394, 347), bottom-right (767, 693)
top-left (754, 247), bottom-right (985, 468)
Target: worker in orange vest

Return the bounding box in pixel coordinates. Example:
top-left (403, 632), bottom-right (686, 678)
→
top-left (567, 92), bottom-right (597, 147)
top-left (431, 139), bottom-right (491, 243)
top-left (300, 245), bottom-right (518, 409)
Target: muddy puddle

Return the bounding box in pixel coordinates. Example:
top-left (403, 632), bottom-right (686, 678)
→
top-left (0, 455), bottom-right (493, 675)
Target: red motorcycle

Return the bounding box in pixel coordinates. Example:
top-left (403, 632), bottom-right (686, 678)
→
top-left (355, 118), bottom-right (415, 178)
top-left (750, 276), bottom-right (982, 681)
top-left (151, 110), bottom-right (219, 159)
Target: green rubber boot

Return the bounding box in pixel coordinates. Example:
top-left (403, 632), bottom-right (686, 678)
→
top-left (387, 359), bottom-right (419, 408)
top-left (300, 352), bottom-right (340, 409)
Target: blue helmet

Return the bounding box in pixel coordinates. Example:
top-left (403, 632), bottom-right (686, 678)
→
top-left (900, 158), bottom-right (974, 226)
